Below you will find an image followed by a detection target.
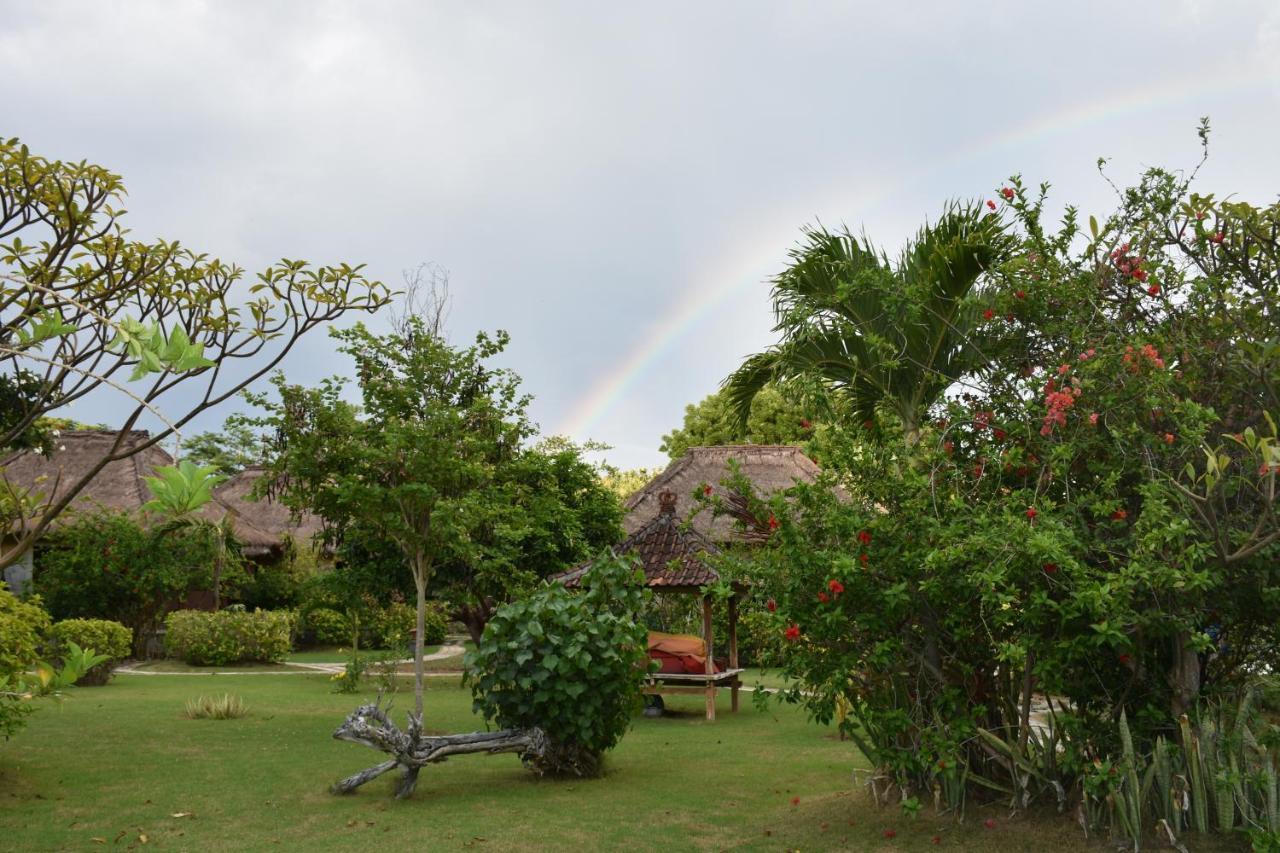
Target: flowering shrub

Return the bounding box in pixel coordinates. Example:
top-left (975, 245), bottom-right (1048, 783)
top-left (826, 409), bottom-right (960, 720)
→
top-left (164, 609), bottom-right (294, 666)
top-left (724, 130), bottom-right (1280, 832)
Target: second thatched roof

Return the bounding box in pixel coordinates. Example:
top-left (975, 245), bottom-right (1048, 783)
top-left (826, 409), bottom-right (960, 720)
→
top-left (623, 445), bottom-right (824, 543)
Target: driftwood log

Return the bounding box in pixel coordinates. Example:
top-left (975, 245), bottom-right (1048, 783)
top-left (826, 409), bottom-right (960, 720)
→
top-left (331, 695), bottom-right (550, 798)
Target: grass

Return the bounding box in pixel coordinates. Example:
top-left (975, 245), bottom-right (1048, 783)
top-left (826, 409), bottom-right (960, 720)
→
top-left (0, 674), bottom-right (1196, 852)
top-left (127, 659), bottom-right (314, 674)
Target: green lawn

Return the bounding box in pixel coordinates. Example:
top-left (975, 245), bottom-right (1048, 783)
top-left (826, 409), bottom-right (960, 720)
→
top-left (0, 673), bottom-right (1160, 851)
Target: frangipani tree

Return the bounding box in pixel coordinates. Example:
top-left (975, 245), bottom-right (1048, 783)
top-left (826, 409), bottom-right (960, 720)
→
top-left (0, 138), bottom-right (388, 569)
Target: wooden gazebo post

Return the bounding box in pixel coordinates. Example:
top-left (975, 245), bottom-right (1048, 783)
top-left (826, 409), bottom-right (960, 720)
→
top-left (702, 593), bottom-right (715, 720)
top-left (728, 592), bottom-right (739, 712)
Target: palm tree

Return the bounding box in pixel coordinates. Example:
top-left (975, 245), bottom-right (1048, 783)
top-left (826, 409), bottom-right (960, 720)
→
top-left (724, 203), bottom-right (1009, 445)
top-left (142, 460), bottom-right (236, 610)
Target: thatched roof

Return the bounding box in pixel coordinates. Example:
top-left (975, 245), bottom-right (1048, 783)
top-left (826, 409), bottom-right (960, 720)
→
top-left (553, 491), bottom-right (721, 591)
top-left (209, 466), bottom-right (324, 556)
top-left (1, 430), bottom-right (175, 524)
top-left (624, 445), bottom-right (824, 543)
top-left (2, 432), bottom-right (318, 558)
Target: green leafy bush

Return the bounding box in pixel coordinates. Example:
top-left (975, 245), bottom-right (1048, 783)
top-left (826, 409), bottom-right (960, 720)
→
top-left (1, 583), bottom-right (51, 738)
top-left (164, 609), bottom-right (293, 666)
top-left (466, 552), bottom-right (651, 776)
top-left (305, 607), bottom-right (350, 646)
top-left (38, 510), bottom-right (215, 656)
top-left (48, 619), bottom-right (132, 685)
top-left (374, 600), bottom-right (446, 650)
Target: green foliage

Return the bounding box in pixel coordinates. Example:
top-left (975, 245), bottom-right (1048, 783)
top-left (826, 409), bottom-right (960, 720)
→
top-left (38, 510), bottom-right (215, 656)
top-left (660, 385), bottom-right (822, 460)
top-left (729, 133), bottom-right (1280, 829)
top-left (0, 136), bottom-right (389, 572)
top-left (184, 693), bottom-right (249, 720)
top-left (181, 421), bottom-right (266, 477)
top-left (373, 600), bottom-right (444, 649)
top-left (143, 460), bottom-right (241, 611)
top-left (304, 608), bottom-right (351, 646)
top-left (599, 465), bottom-right (661, 501)
top-left (48, 619), bottom-right (131, 686)
top-left (31, 642), bottom-right (110, 693)
top-left (0, 582), bottom-right (50, 738)
top-left (164, 609), bottom-right (293, 666)
top-left (466, 552), bottom-right (651, 776)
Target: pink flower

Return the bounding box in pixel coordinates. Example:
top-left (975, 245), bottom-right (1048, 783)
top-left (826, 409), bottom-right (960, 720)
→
top-left (1164, 433), bottom-right (1175, 444)
top-left (1089, 412), bottom-right (1099, 426)
top-left (1210, 231), bottom-right (1224, 244)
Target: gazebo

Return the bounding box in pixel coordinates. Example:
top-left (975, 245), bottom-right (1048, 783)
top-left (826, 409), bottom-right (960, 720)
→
top-left (553, 490), bottom-right (744, 721)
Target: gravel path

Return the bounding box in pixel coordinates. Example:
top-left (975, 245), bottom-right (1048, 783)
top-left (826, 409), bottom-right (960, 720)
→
top-left (116, 643), bottom-right (467, 677)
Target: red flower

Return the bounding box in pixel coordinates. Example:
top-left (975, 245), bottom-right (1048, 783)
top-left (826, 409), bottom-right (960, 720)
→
top-left (863, 419), bottom-right (875, 430)
top-left (858, 530), bottom-right (872, 545)
top-left (932, 836), bottom-right (941, 845)
top-left (1025, 507), bottom-right (1038, 520)
top-left (986, 199), bottom-right (997, 211)
top-left (766, 598), bottom-right (777, 613)
top-left (799, 418), bottom-right (812, 430)
top-left (817, 592), bottom-right (829, 604)
top-left (943, 440), bottom-right (954, 455)
top-left (1118, 653), bottom-right (1132, 665)
top-left (993, 428), bottom-right (1006, 441)
top-left (828, 579), bottom-right (845, 595)
top-left (859, 553), bottom-right (869, 564)
top-left (702, 484), bottom-right (713, 497)
top-left (1148, 283), bottom-right (1161, 296)
top-left (1001, 187), bottom-right (1015, 200)
top-left (1042, 562), bottom-right (1058, 574)
top-left (784, 624), bottom-right (801, 642)
top-left (1111, 509), bottom-right (1127, 520)
top-left (1210, 231), bottom-right (1224, 244)
top-left (982, 308), bottom-right (995, 320)
top-left (983, 818), bottom-right (996, 830)
top-left (1015, 290), bottom-right (1025, 299)
top-left (1133, 268), bottom-right (1148, 282)
top-left (791, 796), bottom-right (800, 806)
top-left (1163, 433), bottom-right (1175, 444)
top-left (884, 829), bottom-right (897, 839)
top-left (767, 515), bottom-right (779, 530)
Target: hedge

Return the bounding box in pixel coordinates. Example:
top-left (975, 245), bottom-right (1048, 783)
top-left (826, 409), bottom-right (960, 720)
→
top-left (164, 609), bottom-right (294, 666)
top-left (48, 618), bottom-right (132, 685)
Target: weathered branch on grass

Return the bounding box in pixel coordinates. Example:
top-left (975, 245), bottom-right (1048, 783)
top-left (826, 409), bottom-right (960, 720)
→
top-left (330, 695), bottom-right (550, 798)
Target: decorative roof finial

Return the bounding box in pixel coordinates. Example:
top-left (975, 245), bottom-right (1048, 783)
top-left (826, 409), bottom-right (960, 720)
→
top-left (658, 490), bottom-right (677, 514)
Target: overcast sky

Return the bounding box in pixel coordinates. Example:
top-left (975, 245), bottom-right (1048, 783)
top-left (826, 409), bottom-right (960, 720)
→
top-left (3, 1), bottom-right (1278, 470)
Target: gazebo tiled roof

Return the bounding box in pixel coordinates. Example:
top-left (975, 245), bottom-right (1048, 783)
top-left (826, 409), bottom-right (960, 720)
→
top-left (552, 491), bottom-right (721, 591)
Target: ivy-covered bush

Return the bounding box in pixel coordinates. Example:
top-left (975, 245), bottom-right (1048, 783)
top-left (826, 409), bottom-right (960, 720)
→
top-left (38, 510), bottom-right (215, 656)
top-left (48, 619), bottom-right (132, 686)
top-left (466, 552), bottom-right (651, 776)
top-left (1, 583), bottom-right (51, 738)
top-left (164, 609), bottom-right (294, 666)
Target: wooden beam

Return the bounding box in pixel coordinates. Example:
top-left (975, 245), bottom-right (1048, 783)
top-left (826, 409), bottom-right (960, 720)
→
top-left (728, 594), bottom-right (739, 713)
top-left (702, 594), bottom-right (715, 721)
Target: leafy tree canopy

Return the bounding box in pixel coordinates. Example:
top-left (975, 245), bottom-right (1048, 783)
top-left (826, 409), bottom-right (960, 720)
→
top-left (659, 385), bottom-right (821, 460)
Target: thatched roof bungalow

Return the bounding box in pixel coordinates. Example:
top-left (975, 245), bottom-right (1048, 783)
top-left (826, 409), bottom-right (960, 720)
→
top-left (622, 445), bottom-right (824, 543)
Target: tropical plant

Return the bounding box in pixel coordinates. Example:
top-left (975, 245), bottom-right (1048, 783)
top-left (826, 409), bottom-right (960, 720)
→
top-left (0, 137), bottom-right (388, 571)
top-left (465, 551), bottom-right (652, 776)
top-left (47, 619), bottom-right (132, 685)
top-left (184, 693), bottom-right (249, 720)
top-left (724, 203), bottom-right (1010, 444)
top-left (143, 460), bottom-right (238, 611)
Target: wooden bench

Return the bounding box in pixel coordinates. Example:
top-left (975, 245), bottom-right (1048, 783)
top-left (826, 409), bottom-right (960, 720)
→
top-left (643, 668), bottom-right (745, 721)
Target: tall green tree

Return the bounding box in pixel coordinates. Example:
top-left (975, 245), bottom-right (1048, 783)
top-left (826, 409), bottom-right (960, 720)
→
top-left (724, 204), bottom-right (1009, 444)
top-left (182, 422), bottom-right (267, 477)
top-left (659, 385), bottom-right (819, 460)
top-left (253, 319), bottom-right (533, 739)
top-left (0, 138), bottom-right (388, 570)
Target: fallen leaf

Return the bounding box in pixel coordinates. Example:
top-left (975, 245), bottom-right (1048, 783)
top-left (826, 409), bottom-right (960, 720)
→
top-left (139, 833), bottom-right (149, 844)
top-left (170, 812), bottom-right (194, 819)
top-left (90, 839), bottom-right (106, 845)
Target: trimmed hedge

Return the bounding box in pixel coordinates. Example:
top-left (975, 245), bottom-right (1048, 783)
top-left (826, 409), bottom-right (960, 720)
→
top-left (164, 609), bottom-right (294, 666)
top-left (305, 607), bottom-right (350, 646)
top-left (48, 619), bottom-right (132, 685)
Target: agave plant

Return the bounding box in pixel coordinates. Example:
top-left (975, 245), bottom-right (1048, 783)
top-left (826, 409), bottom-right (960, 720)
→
top-left (724, 203), bottom-right (1011, 445)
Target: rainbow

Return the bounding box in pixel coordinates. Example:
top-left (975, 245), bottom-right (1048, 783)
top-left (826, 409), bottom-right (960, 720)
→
top-left (557, 61), bottom-right (1266, 442)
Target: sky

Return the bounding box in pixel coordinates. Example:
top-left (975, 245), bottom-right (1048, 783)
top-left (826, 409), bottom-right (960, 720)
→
top-left (3, 1), bottom-right (1279, 470)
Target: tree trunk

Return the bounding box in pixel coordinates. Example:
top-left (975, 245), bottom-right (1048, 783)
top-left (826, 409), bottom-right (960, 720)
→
top-left (212, 539), bottom-right (223, 611)
top-left (1170, 630), bottom-right (1201, 719)
top-left (413, 567), bottom-right (426, 721)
